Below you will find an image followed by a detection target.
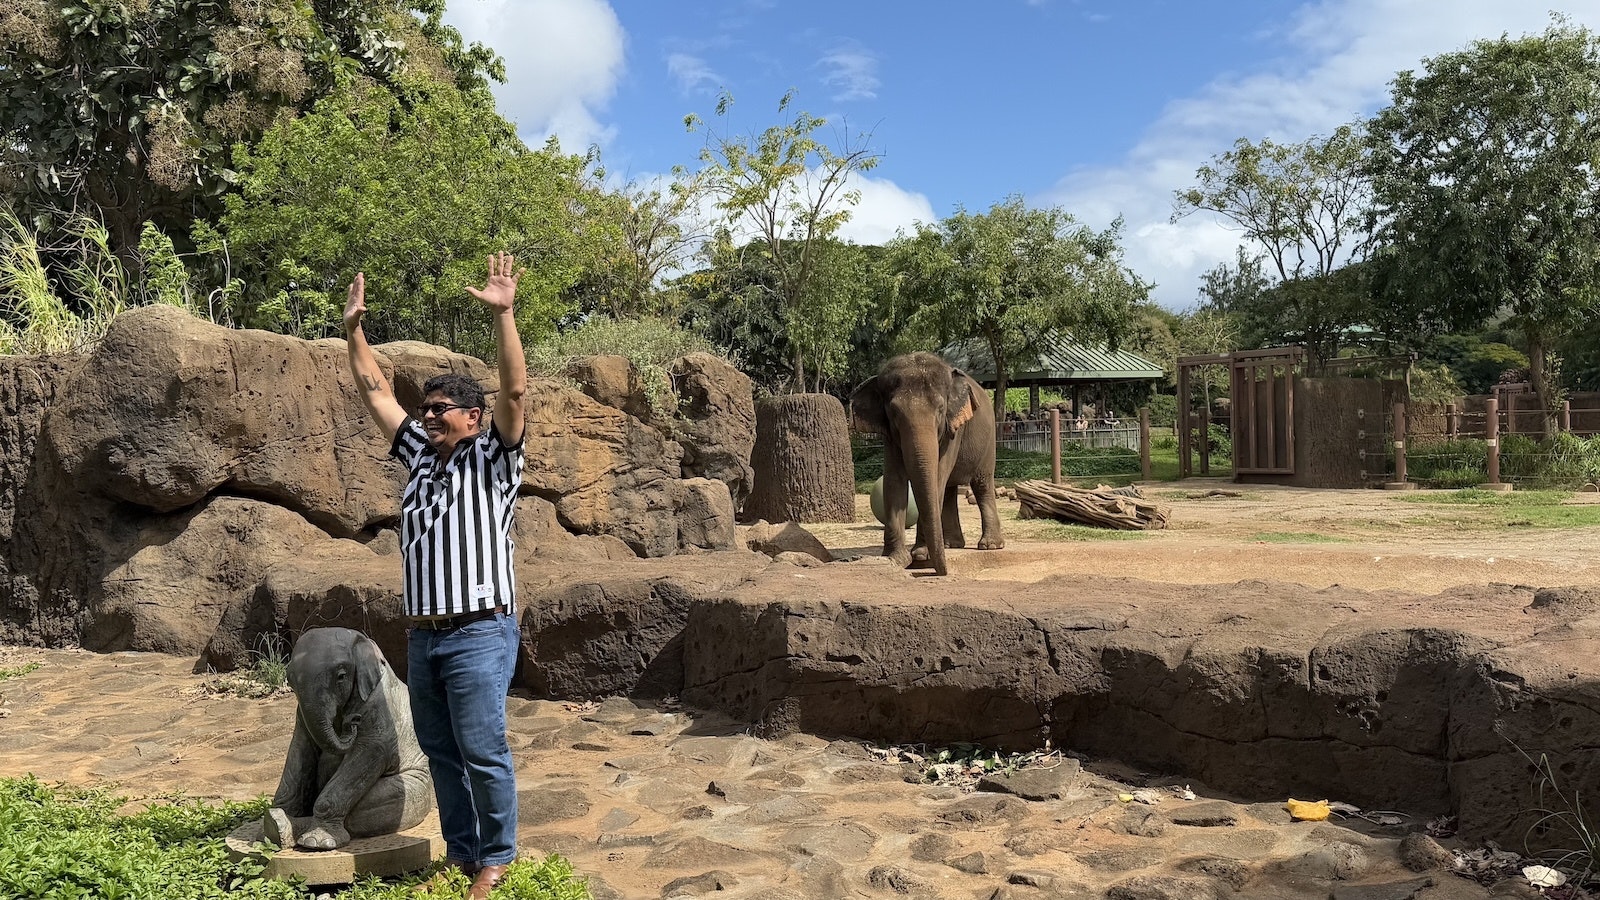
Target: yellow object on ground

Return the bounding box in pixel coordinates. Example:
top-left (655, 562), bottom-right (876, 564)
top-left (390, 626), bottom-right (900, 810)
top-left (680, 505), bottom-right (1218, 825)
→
top-left (1284, 798), bottom-right (1331, 821)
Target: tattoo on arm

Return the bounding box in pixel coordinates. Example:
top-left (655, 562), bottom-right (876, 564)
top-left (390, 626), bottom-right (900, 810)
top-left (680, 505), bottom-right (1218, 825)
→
top-left (362, 374), bottom-right (378, 391)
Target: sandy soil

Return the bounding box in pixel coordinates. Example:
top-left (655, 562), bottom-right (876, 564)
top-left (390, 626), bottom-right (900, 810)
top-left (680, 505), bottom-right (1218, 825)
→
top-left (804, 481), bottom-right (1600, 594)
top-left (2, 484), bottom-right (1592, 896)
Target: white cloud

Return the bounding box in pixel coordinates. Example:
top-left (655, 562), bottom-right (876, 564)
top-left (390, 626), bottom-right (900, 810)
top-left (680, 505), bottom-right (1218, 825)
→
top-left (817, 44), bottom-right (881, 102)
top-left (835, 175), bottom-right (936, 245)
top-left (1038, 0), bottom-right (1600, 309)
top-left (667, 53), bottom-right (721, 95)
top-left (442, 0), bottom-right (625, 151)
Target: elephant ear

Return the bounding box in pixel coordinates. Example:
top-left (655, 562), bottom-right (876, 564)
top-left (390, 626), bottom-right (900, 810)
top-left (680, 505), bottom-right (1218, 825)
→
top-left (849, 376), bottom-right (889, 435)
top-left (352, 634), bottom-right (384, 705)
top-left (945, 372), bottom-right (980, 439)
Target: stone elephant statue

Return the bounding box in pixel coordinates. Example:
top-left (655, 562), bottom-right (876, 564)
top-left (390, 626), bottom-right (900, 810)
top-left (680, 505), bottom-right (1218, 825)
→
top-left (850, 352), bottom-right (1003, 575)
top-left (266, 627), bottom-right (432, 850)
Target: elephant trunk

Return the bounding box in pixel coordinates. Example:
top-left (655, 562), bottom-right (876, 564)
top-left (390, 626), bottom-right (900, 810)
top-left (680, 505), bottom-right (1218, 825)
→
top-left (308, 701), bottom-right (359, 755)
top-left (902, 422), bottom-right (948, 575)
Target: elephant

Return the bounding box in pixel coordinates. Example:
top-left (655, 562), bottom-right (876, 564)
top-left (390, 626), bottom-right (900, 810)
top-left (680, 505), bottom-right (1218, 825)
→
top-left (850, 352), bottom-right (1003, 575)
top-left (265, 627), bottom-right (433, 850)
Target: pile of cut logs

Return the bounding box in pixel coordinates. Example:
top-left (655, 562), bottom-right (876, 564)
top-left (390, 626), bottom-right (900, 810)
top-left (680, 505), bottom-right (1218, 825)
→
top-left (1013, 480), bottom-right (1170, 530)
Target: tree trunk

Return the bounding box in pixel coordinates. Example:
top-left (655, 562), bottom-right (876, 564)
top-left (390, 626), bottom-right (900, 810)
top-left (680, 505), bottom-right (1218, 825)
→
top-left (1527, 327), bottom-right (1557, 437)
top-left (988, 337), bottom-right (1009, 419)
top-left (744, 393), bottom-right (855, 523)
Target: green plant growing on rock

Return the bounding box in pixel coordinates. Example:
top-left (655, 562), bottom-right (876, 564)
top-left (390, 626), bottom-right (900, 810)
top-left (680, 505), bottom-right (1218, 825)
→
top-left (526, 315), bottom-right (728, 420)
top-left (1503, 734), bottom-right (1600, 888)
top-left (203, 639), bottom-right (291, 699)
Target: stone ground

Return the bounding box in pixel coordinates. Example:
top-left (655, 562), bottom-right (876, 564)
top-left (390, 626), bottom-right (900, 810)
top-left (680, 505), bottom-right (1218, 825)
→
top-left (4, 483), bottom-right (1598, 899)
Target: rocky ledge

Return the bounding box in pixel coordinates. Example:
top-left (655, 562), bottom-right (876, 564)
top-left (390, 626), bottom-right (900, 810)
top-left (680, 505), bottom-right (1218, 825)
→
top-left (0, 646), bottom-right (1536, 900)
top-left (519, 556), bottom-right (1600, 855)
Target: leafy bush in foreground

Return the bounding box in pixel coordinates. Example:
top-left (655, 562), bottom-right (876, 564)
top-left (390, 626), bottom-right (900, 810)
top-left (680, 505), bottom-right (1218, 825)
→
top-left (0, 776), bottom-right (590, 899)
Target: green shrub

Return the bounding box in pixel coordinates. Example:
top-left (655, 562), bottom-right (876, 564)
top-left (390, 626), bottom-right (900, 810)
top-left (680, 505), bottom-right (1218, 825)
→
top-left (1497, 433), bottom-right (1600, 488)
top-left (527, 316), bottom-right (728, 420)
top-left (1146, 394), bottom-right (1178, 427)
top-left (0, 776), bottom-right (593, 899)
top-left (1406, 438), bottom-right (1489, 487)
top-left (1205, 424), bottom-right (1231, 462)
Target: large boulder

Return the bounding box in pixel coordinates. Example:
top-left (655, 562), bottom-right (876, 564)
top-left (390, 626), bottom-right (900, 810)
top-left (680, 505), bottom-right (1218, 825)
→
top-left (563, 355), bottom-right (652, 422)
top-left (0, 355), bottom-right (81, 645)
top-left (669, 353), bottom-right (755, 511)
top-left (88, 497), bottom-right (336, 655)
top-left (0, 304), bottom-right (760, 661)
top-left (522, 378), bottom-right (690, 557)
top-left (41, 306), bottom-right (408, 537)
top-left (198, 539), bottom-right (400, 674)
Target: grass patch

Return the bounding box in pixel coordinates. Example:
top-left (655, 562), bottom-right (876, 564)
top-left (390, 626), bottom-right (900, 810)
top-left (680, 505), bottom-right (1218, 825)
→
top-left (0, 662), bottom-right (40, 682)
top-left (1394, 489), bottom-right (1600, 529)
top-left (202, 640), bottom-right (291, 699)
top-left (0, 776), bottom-right (593, 899)
top-left (1249, 531), bottom-right (1350, 544)
top-left (1032, 523), bottom-right (1151, 542)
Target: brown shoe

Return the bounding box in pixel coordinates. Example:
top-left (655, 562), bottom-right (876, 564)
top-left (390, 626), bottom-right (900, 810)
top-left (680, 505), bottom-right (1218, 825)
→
top-left (414, 859), bottom-right (479, 895)
top-left (467, 863), bottom-right (509, 900)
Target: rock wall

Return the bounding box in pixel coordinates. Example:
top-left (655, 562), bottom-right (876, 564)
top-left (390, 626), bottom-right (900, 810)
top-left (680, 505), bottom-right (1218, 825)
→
top-left (0, 305), bottom-right (745, 658)
top-left (515, 562), bottom-right (1600, 851)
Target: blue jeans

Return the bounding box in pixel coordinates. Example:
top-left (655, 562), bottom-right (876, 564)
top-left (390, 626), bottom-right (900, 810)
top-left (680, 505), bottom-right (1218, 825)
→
top-left (407, 613), bottom-right (520, 867)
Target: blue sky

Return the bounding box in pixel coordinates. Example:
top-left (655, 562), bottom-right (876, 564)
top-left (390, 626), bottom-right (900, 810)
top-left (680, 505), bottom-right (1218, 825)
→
top-left (442, 0), bottom-right (1600, 308)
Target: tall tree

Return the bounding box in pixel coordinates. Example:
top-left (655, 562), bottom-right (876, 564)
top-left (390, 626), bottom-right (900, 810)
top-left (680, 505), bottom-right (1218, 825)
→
top-left (687, 90), bottom-right (880, 391)
top-left (890, 197), bottom-right (1148, 417)
top-left (1174, 126), bottom-right (1372, 368)
top-left (0, 0), bottom-right (499, 257)
top-left (569, 173), bottom-right (708, 320)
top-left (207, 79), bottom-right (603, 358)
top-left (1366, 20), bottom-right (1600, 431)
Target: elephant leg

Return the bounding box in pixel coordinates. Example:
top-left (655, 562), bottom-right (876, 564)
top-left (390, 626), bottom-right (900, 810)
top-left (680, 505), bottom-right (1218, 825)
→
top-left (881, 450), bottom-right (913, 567)
top-left (343, 768), bottom-right (433, 838)
top-left (299, 745), bottom-right (385, 850)
top-left (271, 723), bottom-right (320, 817)
top-left (973, 473), bottom-right (1005, 550)
top-left (942, 484), bottom-right (965, 548)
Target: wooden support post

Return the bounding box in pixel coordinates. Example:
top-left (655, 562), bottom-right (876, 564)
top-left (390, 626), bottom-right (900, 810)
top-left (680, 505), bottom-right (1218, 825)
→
top-left (1199, 382), bottom-right (1212, 476)
top-left (1139, 406), bottom-right (1152, 482)
top-left (1482, 398), bottom-right (1509, 490)
top-left (1384, 401), bottom-right (1415, 489)
top-left (1050, 409), bottom-right (1062, 485)
top-left (1562, 400), bottom-right (1572, 433)
top-left (1446, 402), bottom-right (1457, 439)
top-left (1177, 367), bottom-right (1191, 479)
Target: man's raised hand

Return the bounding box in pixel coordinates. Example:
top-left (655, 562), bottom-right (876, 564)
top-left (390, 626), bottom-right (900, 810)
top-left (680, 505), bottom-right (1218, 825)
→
top-left (466, 251), bottom-right (525, 314)
top-left (344, 273), bottom-right (366, 332)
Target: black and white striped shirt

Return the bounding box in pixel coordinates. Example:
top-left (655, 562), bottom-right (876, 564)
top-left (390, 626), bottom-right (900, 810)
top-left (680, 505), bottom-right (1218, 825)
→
top-left (391, 418), bottom-right (524, 618)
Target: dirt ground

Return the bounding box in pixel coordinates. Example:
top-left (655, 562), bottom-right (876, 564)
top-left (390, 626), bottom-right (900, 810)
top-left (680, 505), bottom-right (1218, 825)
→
top-left (4, 484), bottom-right (1596, 897)
top-left (804, 481), bottom-right (1600, 594)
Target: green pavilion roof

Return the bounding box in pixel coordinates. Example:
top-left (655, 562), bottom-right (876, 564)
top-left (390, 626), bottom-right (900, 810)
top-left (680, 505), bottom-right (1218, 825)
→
top-left (939, 334), bottom-right (1165, 386)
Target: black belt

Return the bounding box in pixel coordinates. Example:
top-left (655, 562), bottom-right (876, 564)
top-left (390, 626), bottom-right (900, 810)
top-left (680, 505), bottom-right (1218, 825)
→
top-left (410, 605), bottom-right (507, 631)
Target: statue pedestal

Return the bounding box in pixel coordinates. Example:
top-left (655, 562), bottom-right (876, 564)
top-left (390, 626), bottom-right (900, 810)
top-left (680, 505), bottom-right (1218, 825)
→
top-left (226, 811), bottom-right (443, 886)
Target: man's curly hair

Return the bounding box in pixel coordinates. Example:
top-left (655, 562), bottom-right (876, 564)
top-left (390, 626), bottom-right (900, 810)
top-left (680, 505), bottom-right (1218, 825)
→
top-left (422, 373), bottom-right (486, 413)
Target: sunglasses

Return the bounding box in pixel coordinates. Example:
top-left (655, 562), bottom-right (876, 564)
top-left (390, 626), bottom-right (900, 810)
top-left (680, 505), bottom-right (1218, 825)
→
top-left (417, 402), bottom-right (475, 418)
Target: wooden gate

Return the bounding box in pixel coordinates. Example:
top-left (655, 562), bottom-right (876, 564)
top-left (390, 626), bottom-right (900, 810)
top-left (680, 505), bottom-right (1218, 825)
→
top-left (1229, 348), bottom-right (1301, 475)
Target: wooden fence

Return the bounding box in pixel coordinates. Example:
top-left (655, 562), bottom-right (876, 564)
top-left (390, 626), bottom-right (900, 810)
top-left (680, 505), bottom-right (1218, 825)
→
top-left (996, 417), bottom-right (1142, 453)
top-left (1408, 391), bottom-right (1600, 439)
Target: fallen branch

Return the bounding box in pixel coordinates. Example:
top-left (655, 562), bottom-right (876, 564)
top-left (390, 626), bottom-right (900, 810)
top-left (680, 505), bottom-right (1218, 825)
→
top-left (1014, 480), bottom-right (1170, 530)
